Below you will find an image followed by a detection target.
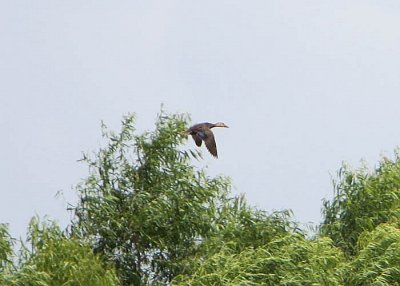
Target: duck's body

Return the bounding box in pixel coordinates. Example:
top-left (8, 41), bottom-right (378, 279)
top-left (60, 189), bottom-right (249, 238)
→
top-left (184, 122), bottom-right (228, 158)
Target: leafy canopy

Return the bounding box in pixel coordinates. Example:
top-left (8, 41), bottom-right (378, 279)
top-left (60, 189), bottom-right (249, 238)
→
top-left (4, 111), bottom-right (400, 286)
top-left (3, 218), bottom-right (119, 286)
top-left (72, 112), bottom-right (234, 285)
top-left (321, 155), bottom-right (400, 257)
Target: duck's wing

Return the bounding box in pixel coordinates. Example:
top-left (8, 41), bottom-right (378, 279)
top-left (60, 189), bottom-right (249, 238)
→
top-left (191, 134), bottom-right (202, 147)
top-left (198, 130), bottom-right (218, 158)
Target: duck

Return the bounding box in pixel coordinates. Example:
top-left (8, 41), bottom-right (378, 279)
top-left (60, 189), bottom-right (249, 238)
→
top-left (183, 122), bottom-right (228, 158)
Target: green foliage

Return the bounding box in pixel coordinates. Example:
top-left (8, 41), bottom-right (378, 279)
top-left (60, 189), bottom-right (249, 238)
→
top-left (0, 224), bottom-right (14, 283)
top-left (5, 110), bottom-right (400, 286)
top-left (199, 195), bottom-right (296, 255)
top-left (174, 196), bottom-right (300, 283)
top-left (72, 112), bottom-right (233, 285)
top-left (172, 235), bottom-right (345, 286)
top-left (5, 218), bottom-right (119, 286)
top-left (321, 155), bottom-right (400, 257)
top-left (345, 223), bottom-right (400, 285)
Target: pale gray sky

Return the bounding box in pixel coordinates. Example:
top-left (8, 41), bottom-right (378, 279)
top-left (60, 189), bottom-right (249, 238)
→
top-left (2, 1), bottom-right (400, 239)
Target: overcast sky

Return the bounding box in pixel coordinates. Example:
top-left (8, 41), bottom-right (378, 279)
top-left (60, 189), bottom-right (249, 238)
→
top-left (2, 1), bottom-right (400, 239)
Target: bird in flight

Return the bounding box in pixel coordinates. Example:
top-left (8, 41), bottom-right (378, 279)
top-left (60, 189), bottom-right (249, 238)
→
top-left (183, 122), bottom-right (229, 158)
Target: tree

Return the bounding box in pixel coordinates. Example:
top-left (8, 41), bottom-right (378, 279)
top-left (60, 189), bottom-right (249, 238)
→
top-left (345, 223), bottom-right (400, 285)
top-left (5, 218), bottom-right (119, 286)
top-left (172, 234), bottom-right (345, 286)
top-left (320, 155), bottom-right (400, 257)
top-left (196, 195), bottom-right (296, 256)
top-left (71, 112), bottom-right (233, 285)
top-left (0, 224), bottom-right (14, 284)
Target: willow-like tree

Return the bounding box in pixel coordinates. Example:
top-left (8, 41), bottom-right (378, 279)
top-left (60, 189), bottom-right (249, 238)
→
top-left (71, 112), bottom-right (234, 285)
top-left (172, 234), bottom-right (345, 286)
top-left (0, 224), bottom-right (13, 284)
top-left (345, 223), bottom-right (400, 285)
top-left (320, 155), bottom-right (400, 257)
top-left (3, 219), bottom-right (119, 286)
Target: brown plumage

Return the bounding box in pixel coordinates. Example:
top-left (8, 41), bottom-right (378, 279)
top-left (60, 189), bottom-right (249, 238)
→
top-left (183, 122), bottom-right (229, 158)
